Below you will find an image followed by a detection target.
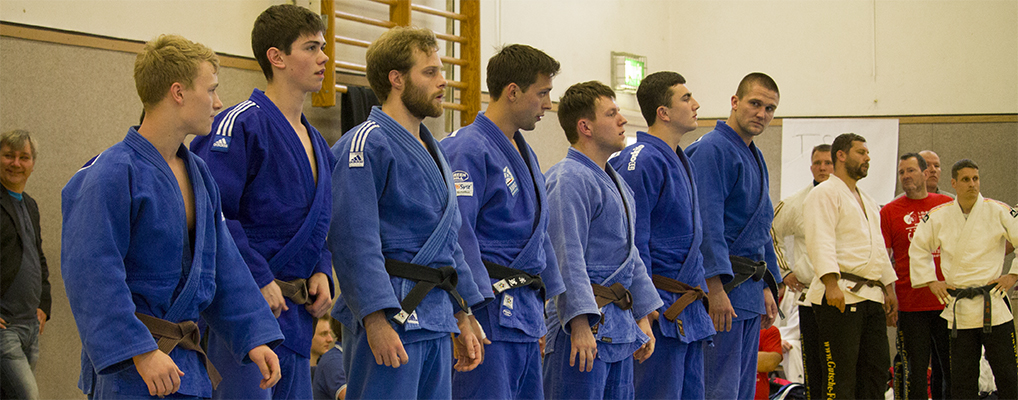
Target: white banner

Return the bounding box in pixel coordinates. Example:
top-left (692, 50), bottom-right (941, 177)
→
top-left (781, 119), bottom-right (899, 205)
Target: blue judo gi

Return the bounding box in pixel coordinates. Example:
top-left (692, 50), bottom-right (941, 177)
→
top-left (610, 132), bottom-right (715, 400)
top-left (543, 148), bottom-right (663, 400)
top-left (329, 107), bottom-right (485, 399)
top-left (685, 121), bottom-right (781, 400)
top-left (61, 128), bottom-right (284, 398)
top-left (190, 89), bottom-right (336, 400)
top-left (441, 113), bottom-right (566, 400)
top-left (311, 343), bottom-right (345, 400)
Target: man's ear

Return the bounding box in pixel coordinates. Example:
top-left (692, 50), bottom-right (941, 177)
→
top-left (730, 94), bottom-right (739, 110)
top-left (266, 47), bottom-right (286, 70)
top-left (169, 82), bottom-right (185, 105)
top-left (388, 69), bottom-right (404, 92)
top-left (656, 105), bottom-right (670, 123)
top-left (577, 118), bottom-right (593, 139)
top-left (505, 83), bottom-right (520, 102)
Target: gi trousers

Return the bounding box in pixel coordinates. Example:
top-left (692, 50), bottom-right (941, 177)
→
top-left (704, 316), bottom-right (760, 400)
top-left (452, 340), bottom-right (544, 399)
top-left (950, 321), bottom-right (1018, 400)
top-left (896, 310), bottom-right (950, 400)
top-left (813, 299), bottom-right (889, 400)
top-left (633, 319), bottom-right (705, 400)
top-left (542, 330), bottom-right (634, 400)
top-left (799, 305), bottom-right (825, 400)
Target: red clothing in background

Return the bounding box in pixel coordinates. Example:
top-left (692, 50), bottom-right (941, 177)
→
top-left (880, 194), bottom-right (953, 311)
top-left (756, 326), bottom-right (782, 400)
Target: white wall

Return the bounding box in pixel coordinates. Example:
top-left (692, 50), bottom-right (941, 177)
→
top-left (2, 0), bottom-right (1015, 118)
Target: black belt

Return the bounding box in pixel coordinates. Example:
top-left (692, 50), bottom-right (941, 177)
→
top-left (947, 284), bottom-right (996, 338)
top-left (839, 272), bottom-right (884, 293)
top-left (726, 255), bottom-right (782, 318)
top-left (135, 313), bottom-right (221, 389)
top-left (651, 274), bottom-right (705, 336)
top-left (274, 278), bottom-right (314, 306)
top-left (483, 261), bottom-right (545, 303)
top-left (384, 259), bottom-right (469, 324)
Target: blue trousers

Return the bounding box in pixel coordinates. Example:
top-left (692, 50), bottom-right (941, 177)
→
top-left (452, 340), bottom-right (543, 399)
top-left (209, 333), bottom-right (311, 400)
top-left (0, 321), bottom-right (39, 400)
top-left (633, 320), bottom-right (705, 400)
top-left (704, 316), bottom-right (760, 400)
top-left (342, 326), bottom-right (451, 399)
top-left (542, 329), bottom-right (634, 400)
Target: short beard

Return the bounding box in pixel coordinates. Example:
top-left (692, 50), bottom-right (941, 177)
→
top-left (402, 76), bottom-right (443, 120)
top-left (847, 162), bottom-right (868, 180)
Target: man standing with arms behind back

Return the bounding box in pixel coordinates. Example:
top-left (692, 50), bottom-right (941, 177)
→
top-left (610, 71), bottom-right (715, 399)
top-left (190, 5), bottom-right (336, 399)
top-left (1, 130), bottom-right (50, 400)
top-left (685, 72), bottom-right (782, 400)
top-left (770, 143), bottom-right (831, 398)
top-left (442, 44), bottom-right (566, 400)
top-left (880, 153), bottom-right (953, 399)
top-left (803, 133), bottom-right (897, 400)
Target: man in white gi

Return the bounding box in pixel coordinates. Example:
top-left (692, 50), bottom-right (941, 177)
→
top-left (910, 159), bottom-right (1018, 400)
top-left (803, 133), bottom-right (897, 400)
top-left (771, 143), bottom-right (831, 395)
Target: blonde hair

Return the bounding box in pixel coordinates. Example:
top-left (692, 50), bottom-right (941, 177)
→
top-left (134, 34), bottom-right (220, 108)
top-left (0, 130), bottom-right (37, 159)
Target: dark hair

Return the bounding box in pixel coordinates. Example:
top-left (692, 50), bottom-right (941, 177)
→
top-left (251, 4), bottom-right (325, 80)
top-left (557, 81), bottom-right (616, 144)
top-left (735, 72), bottom-right (779, 99)
top-left (487, 44), bottom-right (560, 101)
top-left (830, 133), bottom-right (866, 167)
top-left (365, 27), bottom-right (438, 102)
top-left (811, 144), bottom-right (832, 157)
top-left (951, 159), bottom-right (979, 179)
top-left (636, 71), bottom-right (686, 127)
top-left (899, 152), bottom-right (928, 171)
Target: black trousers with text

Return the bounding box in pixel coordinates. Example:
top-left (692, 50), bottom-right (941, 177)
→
top-left (897, 309), bottom-right (951, 399)
top-left (950, 321), bottom-right (1018, 399)
top-left (814, 298), bottom-right (889, 400)
top-left (800, 305), bottom-right (826, 400)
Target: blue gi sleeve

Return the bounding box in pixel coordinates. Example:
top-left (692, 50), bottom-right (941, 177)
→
top-left (313, 147), bottom-right (339, 294)
top-left (541, 232), bottom-right (566, 299)
top-left (764, 230), bottom-right (783, 285)
top-left (443, 139), bottom-right (495, 302)
top-left (546, 171), bottom-right (601, 332)
top-left (201, 183), bottom-right (284, 363)
top-left (628, 247), bottom-right (664, 320)
top-left (329, 135), bottom-right (402, 325)
top-left (61, 163), bottom-right (158, 374)
top-left (191, 117), bottom-right (275, 288)
top-left (686, 142), bottom-right (735, 283)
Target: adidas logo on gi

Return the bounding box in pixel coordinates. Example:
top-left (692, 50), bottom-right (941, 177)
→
top-left (211, 137), bottom-right (230, 152)
top-left (349, 151), bottom-right (364, 167)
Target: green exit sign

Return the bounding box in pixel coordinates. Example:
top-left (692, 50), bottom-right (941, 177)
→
top-left (612, 52), bottom-right (647, 92)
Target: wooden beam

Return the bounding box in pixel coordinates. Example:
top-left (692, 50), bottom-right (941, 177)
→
top-left (336, 35), bottom-right (371, 48)
top-left (459, 0), bottom-right (481, 126)
top-left (336, 10), bottom-right (396, 29)
top-left (391, 0), bottom-right (412, 26)
top-left (312, 0), bottom-right (337, 107)
top-left (411, 4), bottom-right (466, 20)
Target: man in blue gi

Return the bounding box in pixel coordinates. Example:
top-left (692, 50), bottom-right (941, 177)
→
top-left (442, 44), bottom-right (566, 400)
top-left (329, 26), bottom-right (487, 399)
top-left (61, 34), bottom-right (283, 399)
top-left (685, 72), bottom-right (782, 400)
top-left (610, 71), bottom-right (715, 399)
top-left (190, 5), bottom-right (335, 399)
top-left (543, 81), bottom-right (663, 400)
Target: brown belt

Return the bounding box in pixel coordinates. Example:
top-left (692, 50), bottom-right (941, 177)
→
top-left (651, 274), bottom-right (705, 336)
top-left (591, 282), bottom-right (633, 311)
top-left (135, 313), bottom-right (221, 389)
top-left (275, 278), bottom-right (314, 306)
top-left (840, 272), bottom-right (884, 293)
